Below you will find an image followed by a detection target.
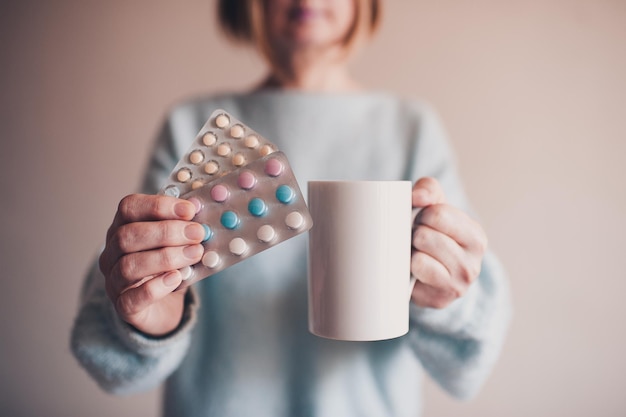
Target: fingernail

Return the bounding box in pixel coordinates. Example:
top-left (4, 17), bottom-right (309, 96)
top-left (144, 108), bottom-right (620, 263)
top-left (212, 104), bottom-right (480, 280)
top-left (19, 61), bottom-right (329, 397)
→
top-left (183, 244), bottom-right (204, 259)
top-left (174, 201), bottom-right (195, 218)
top-left (163, 271), bottom-right (181, 287)
top-left (185, 223), bottom-right (206, 241)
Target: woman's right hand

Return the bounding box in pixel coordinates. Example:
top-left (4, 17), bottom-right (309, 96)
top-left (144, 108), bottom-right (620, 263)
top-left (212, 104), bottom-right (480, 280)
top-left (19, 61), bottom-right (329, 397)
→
top-left (98, 194), bottom-right (206, 337)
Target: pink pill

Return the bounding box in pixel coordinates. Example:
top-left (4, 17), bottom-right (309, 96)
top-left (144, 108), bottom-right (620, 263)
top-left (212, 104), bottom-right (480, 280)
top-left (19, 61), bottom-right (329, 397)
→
top-left (237, 171), bottom-right (256, 190)
top-left (210, 184), bottom-right (229, 202)
top-left (264, 158), bottom-right (284, 177)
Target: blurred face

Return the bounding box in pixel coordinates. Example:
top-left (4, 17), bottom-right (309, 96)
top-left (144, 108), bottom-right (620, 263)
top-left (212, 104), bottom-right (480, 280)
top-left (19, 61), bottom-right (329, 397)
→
top-left (264, 0), bottom-right (357, 53)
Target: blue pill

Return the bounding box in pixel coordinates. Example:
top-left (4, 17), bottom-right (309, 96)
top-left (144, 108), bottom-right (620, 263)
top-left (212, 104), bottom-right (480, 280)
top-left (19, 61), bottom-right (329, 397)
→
top-left (248, 198), bottom-right (268, 217)
top-left (220, 211), bottom-right (240, 230)
top-left (201, 224), bottom-right (212, 242)
top-left (276, 185), bottom-right (295, 204)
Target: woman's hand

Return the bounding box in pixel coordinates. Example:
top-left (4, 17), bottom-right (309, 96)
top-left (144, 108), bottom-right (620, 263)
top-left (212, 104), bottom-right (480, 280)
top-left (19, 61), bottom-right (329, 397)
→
top-left (98, 194), bottom-right (205, 336)
top-left (411, 178), bottom-right (488, 309)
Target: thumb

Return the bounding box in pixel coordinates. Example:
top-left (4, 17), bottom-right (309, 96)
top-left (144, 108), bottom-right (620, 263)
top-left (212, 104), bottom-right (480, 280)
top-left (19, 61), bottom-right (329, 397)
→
top-left (412, 177), bottom-right (447, 208)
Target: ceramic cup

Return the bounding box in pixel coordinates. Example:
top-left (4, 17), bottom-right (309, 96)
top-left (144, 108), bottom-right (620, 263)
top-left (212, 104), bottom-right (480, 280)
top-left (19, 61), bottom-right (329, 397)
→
top-left (307, 180), bottom-right (417, 341)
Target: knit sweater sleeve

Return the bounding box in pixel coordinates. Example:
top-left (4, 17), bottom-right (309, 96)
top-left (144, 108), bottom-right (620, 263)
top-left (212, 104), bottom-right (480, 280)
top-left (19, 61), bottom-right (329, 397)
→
top-left (404, 101), bottom-right (512, 400)
top-left (70, 112), bottom-right (200, 394)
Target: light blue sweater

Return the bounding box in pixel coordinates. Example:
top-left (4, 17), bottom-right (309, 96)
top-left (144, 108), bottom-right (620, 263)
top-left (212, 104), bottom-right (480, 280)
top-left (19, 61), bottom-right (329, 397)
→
top-left (71, 91), bottom-right (511, 417)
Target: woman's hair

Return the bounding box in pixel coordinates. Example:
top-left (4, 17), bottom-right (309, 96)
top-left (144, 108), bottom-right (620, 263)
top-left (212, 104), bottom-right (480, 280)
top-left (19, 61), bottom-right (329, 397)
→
top-left (217, 0), bottom-right (382, 59)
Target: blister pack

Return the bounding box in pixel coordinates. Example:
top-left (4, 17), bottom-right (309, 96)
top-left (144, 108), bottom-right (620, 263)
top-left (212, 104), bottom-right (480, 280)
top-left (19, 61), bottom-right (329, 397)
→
top-left (160, 110), bottom-right (279, 198)
top-left (158, 110), bottom-right (312, 287)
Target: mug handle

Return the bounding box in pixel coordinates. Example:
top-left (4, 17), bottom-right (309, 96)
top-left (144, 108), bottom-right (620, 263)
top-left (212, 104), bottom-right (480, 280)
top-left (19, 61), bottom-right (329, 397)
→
top-left (408, 208), bottom-right (420, 299)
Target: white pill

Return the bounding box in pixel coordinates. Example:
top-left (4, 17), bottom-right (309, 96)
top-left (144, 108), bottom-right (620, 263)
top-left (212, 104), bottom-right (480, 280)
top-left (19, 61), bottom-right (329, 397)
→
top-left (230, 124), bottom-right (244, 139)
top-left (202, 251), bottom-right (221, 269)
top-left (191, 180), bottom-right (204, 190)
top-left (257, 225), bottom-right (276, 243)
top-left (179, 266), bottom-right (193, 281)
top-left (244, 134), bottom-right (259, 148)
top-left (215, 114), bottom-right (230, 128)
top-left (202, 132), bottom-right (217, 146)
top-left (285, 211), bottom-right (304, 229)
top-left (229, 238), bottom-right (247, 255)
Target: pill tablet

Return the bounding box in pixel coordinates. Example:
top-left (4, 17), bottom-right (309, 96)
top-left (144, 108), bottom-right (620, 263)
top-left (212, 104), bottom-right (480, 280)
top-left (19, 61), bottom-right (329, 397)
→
top-left (230, 124), bottom-right (244, 139)
top-left (217, 143), bottom-right (231, 157)
top-left (229, 238), bottom-right (247, 255)
top-left (237, 171), bottom-right (256, 190)
top-left (210, 184), bottom-right (229, 202)
top-left (232, 153), bottom-right (246, 166)
top-left (259, 144), bottom-right (274, 156)
top-left (276, 185), bottom-right (295, 204)
top-left (221, 211), bottom-right (240, 229)
top-left (204, 160), bottom-right (219, 175)
top-left (257, 225), bottom-right (276, 242)
top-left (202, 251), bottom-right (221, 268)
top-left (177, 168), bottom-right (192, 183)
top-left (189, 150), bottom-right (204, 165)
top-left (179, 265), bottom-right (193, 281)
top-left (215, 114), bottom-right (230, 128)
top-left (264, 158), bottom-right (284, 177)
top-left (201, 224), bottom-right (213, 242)
top-left (191, 180), bottom-right (205, 190)
top-left (244, 134), bottom-right (259, 148)
top-left (248, 198), bottom-right (268, 217)
top-left (202, 132), bottom-right (217, 146)
top-left (285, 211), bottom-right (305, 229)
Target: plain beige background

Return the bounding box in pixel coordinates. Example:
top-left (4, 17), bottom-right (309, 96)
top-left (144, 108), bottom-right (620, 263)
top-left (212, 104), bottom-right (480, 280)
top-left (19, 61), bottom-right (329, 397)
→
top-left (1, 1), bottom-right (625, 416)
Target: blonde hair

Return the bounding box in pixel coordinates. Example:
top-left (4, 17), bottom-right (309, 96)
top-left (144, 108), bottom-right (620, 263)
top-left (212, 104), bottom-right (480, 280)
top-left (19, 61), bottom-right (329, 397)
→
top-left (217, 0), bottom-right (382, 63)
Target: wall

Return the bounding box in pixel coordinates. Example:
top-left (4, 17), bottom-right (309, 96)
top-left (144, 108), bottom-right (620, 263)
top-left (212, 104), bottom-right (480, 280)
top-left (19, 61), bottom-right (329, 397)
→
top-left (1, 1), bottom-right (624, 416)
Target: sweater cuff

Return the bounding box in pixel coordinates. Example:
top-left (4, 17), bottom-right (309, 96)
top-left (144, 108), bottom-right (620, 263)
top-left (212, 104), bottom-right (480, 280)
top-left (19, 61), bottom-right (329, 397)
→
top-left (409, 277), bottom-right (482, 337)
top-left (408, 251), bottom-right (510, 340)
top-left (107, 286), bottom-right (200, 356)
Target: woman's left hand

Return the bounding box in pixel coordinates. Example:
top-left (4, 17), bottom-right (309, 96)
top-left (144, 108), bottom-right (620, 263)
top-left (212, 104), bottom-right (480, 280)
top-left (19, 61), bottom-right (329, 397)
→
top-left (411, 177), bottom-right (488, 309)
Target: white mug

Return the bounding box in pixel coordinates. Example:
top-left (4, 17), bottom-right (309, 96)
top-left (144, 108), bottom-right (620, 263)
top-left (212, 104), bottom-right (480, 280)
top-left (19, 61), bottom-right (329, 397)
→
top-left (307, 181), bottom-right (417, 341)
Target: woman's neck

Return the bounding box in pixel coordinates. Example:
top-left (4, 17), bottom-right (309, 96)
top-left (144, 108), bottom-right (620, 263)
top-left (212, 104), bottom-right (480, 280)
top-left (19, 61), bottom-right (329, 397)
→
top-left (257, 48), bottom-right (362, 92)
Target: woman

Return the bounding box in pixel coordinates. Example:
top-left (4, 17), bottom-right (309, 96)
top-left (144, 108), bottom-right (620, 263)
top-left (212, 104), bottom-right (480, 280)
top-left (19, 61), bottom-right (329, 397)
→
top-left (71, 1), bottom-right (511, 416)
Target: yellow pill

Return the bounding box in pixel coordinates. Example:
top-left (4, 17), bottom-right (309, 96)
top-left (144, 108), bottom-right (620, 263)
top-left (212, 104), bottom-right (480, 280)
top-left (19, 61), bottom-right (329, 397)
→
top-left (189, 150), bottom-right (204, 165)
top-left (230, 124), bottom-right (244, 139)
top-left (259, 144), bottom-right (274, 156)
top-left (204, 160), bottom-right (219, 174)
top-left (217, 143), bottom-right (231, 157)
top-left (176, 168), bottom-right (192, 183)
top-left (215, 114), bottom-right (230, 128)
top-left (202, 132), bottom-right (217, 146)
top-left (232, 153), bottom-right (246, 166)
top-left (244, 135), bottom-right (259, 148)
